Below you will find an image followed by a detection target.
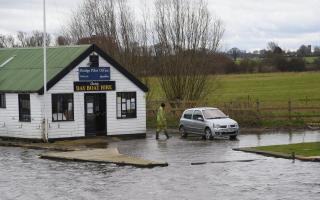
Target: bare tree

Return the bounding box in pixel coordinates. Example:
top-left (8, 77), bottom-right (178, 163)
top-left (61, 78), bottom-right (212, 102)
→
top-left (17, 30), bottom-right (51, 47)
top-left (154, 0), bottom-right (224, 101)
top-left (0, 34), bottom-right (15, 48)
top-left (64, 0), bottom-right (139, 72)
top-left (228, 47), bottom-right (241, 61)
top-left (56, 35), bottom-right (72, 46)
top-left (297, 44), bottom-right (311, 57)
top-left (62, 0), bottom-right (224, 101)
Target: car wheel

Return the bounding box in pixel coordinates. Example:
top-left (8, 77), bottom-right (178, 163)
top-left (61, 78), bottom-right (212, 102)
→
top-left (205, 128), bottom-right (213, 140)
top-left (229, 135), bottom-right (237, 140)
top-left (179, 126), bottom-right (188, 138)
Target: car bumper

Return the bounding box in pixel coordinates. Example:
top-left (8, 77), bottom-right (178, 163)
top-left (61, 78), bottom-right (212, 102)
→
top-left (213, 128), bottom-right (239, 136)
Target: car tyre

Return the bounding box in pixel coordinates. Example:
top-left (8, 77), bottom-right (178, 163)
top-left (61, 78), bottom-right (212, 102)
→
top-left (205, 128), bottom-right (213, 140)
top-left (179, 126), bottom-right (188, 138)
top-left (229, 135), bottom-right (237, 140)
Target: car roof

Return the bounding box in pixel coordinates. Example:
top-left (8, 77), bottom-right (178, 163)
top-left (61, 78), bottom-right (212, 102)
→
top-left (185, 107), bottom-right (218, 111)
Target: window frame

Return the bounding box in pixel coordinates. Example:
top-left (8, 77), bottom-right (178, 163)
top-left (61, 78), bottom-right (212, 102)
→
top-left (192, 110), bottom-right (204, 121)
top-left (116, 92), bottom-right (137, 119)
top-left (18, 94), bottom-right (31, 122)
top-left (0, 93), bottom-right (6, 108)
top-left (51, 93), bottom-right (74, 122)
top-left (183, 110), bottom-right (193, 119)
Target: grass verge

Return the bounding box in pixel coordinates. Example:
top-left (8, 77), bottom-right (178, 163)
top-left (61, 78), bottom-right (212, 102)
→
top-left (253, 142), bottom-right (320, 157)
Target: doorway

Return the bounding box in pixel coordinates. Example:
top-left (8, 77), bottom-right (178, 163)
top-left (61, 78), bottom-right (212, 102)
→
top-left (84, 93), bottom-right (106, 136)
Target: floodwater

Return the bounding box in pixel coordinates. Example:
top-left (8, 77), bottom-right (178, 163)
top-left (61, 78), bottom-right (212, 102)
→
top-left (0, 130), bottom-right (320, 200)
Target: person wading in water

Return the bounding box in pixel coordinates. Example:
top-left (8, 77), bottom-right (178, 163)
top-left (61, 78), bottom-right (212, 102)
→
top-left (156, 103), bottom-right (169, 140)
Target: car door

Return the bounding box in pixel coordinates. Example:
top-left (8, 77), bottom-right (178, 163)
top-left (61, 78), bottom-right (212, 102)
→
top-left (182, 110), bottom-right (194, 132)
top-left (191, 110), bottom-right (206, 134)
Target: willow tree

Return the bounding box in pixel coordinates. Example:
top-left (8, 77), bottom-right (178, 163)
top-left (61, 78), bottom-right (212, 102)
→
top-left (154, 0), bottom-right (224, 101)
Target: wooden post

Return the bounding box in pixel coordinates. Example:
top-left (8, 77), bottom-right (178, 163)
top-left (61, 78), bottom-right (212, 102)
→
top-left (288, 99), bottom-right (292, 120)
top-left (256, 99), bottom-right (260, 112)
top-left (305, 96), bottom-right (308, 106)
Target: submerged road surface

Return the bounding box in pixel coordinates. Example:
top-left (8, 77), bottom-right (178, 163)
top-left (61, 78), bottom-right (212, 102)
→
top-left (0, 130), bottom-right (320, 200)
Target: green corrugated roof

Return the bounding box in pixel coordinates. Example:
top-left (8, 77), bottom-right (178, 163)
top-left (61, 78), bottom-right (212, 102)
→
top-left (0, 45), bottom-right (91, 92)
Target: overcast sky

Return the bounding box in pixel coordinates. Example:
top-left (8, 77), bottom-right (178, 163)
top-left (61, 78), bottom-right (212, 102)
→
top-left (0, 0), bottom-right (319, 52)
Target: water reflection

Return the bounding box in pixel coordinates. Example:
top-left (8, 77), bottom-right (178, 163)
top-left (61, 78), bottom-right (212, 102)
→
top-left (0, 130), bottom-right (319, 200)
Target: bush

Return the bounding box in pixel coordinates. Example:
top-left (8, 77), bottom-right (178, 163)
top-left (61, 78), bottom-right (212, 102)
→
top-left (273, 56), bottom-right (306, 72)
top-left (313, 57), bottom-right (320, 66)
top-left (288, 58), bottom-right (305, 71)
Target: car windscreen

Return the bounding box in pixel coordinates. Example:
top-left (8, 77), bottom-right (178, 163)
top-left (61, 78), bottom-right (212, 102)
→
top-left (203, 109), bottom-right (227, 119)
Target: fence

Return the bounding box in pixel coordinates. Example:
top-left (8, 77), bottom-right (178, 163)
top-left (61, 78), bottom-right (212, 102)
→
top-left (147, 97), bottom-right (320, 127)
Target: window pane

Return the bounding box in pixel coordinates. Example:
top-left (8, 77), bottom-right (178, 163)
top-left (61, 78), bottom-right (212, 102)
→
top-left (0, 94), bottom-right (5, 108)
top-left (117, 92), bottom-right (137, 119)
top-left (192, 110), bottom-right (203, 120)
top-left (19, 94), bottom-right (31, 122)
top-left (184, 110), bottom-right (192, 119)
top-left (52, 94), bottom-right (74, 121)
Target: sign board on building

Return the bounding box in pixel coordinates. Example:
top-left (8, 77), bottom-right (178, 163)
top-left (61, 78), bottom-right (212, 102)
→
top-left (79, 67), bottom-right (110, 81)
top-left (74, 81), bottom-right (116, 92)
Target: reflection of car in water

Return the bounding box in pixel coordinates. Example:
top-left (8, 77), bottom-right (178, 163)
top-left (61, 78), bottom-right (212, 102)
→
top-left (179, 107), bottom-right (239, 140)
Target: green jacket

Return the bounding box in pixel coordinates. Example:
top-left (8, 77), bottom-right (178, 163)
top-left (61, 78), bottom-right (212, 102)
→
top-left (157, 106), bottom-right (167, 126)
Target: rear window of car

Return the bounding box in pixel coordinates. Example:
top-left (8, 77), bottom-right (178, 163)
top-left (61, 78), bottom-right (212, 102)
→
top-left (183, 110), bottom-right (193, 119)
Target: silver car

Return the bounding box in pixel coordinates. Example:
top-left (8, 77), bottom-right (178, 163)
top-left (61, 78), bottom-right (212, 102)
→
top-left (179, 107), bottom-right (239, 140)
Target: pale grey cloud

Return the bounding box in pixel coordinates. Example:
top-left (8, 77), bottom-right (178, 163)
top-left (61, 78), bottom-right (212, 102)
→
top-left (0, 0), bottom-right (319, 51)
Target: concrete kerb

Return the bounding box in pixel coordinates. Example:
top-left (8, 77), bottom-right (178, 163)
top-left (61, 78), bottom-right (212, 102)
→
top-left (39, 148), bottom-right (169, 168)
top-left (233, 147), bottom-right (320, 162)
top-left (0, 138), bottom-right (169, 168)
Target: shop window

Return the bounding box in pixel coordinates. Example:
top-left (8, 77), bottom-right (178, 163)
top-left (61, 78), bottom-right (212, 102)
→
top-left (18, 94), bottom-right (31, 122)
top-left (0, 93), bottom-right (5, 108)
top-left (117, 92), bottom-right (136, 119)
top-left (52, 94), bottom-right (74, 121)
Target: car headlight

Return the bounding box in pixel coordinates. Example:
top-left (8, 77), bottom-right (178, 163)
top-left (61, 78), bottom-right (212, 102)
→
top-left (214, 124), bottom-right (221, 128)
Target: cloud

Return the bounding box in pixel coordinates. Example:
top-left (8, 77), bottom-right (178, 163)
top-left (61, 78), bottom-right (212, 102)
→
top-left (0, 0), bottom-right (319, 51)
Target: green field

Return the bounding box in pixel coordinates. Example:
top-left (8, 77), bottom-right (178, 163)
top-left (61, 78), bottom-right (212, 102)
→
top-left (149, 72), bottom-right (320, 104)
top-left (147, 72), bottom-right (320, 128)
top-left (254, 142), bottom-right (320, 157)
top-left (304, 56), bottom-right (319, 64)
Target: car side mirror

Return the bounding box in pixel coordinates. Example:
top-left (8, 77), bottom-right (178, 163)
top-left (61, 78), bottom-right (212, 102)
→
top-left (197, 117), bottom-right (204, 121)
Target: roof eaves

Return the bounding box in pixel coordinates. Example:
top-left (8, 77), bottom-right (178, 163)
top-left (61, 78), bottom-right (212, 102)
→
top-left (37, 45), bottom-right (93, 94)
top-left (93, 45), bottom-right (149, 93)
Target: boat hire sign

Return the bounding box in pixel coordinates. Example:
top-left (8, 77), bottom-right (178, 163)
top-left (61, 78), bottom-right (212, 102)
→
top-left (74, 81), bottom-right (116, 92)
top-left (79, 67), bottom-right (110, 81)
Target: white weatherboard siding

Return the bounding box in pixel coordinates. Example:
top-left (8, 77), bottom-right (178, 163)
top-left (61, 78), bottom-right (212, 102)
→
top-left (0, 93), bottom-right (43, 139)
top-left (46, 53), bottom-right (146, 139)
top-left (0, 52), bottom-right (146, 139)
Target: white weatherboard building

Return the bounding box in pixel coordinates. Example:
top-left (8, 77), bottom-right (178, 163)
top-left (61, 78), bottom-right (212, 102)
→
top-left (0, 44), bottom-right (148, 140)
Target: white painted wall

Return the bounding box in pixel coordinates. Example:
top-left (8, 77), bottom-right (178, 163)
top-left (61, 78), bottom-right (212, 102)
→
top-left (0, 93), bottom-right (43, 139)
top-left (0, 52), bottom-right (146, 139)
top-left (45, 53), bottom-right (146, 139)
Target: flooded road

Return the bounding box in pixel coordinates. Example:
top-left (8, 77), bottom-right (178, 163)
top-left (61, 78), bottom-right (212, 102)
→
top-left (0, 130), bottom-right (320, 200)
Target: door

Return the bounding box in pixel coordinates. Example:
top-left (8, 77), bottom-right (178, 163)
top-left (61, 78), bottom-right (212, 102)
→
top-left (84, 93), bottom-right (106, 136)
top-left (182, 110), bottom-right (194, 132)
top-left (191, 110), bottom-right (206, 134)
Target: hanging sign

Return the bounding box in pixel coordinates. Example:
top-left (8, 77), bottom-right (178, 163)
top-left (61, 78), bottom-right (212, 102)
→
top-left (79, 67), bottom-right (110, 81)
top-left (74, 81), bottom-right (116, 92)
